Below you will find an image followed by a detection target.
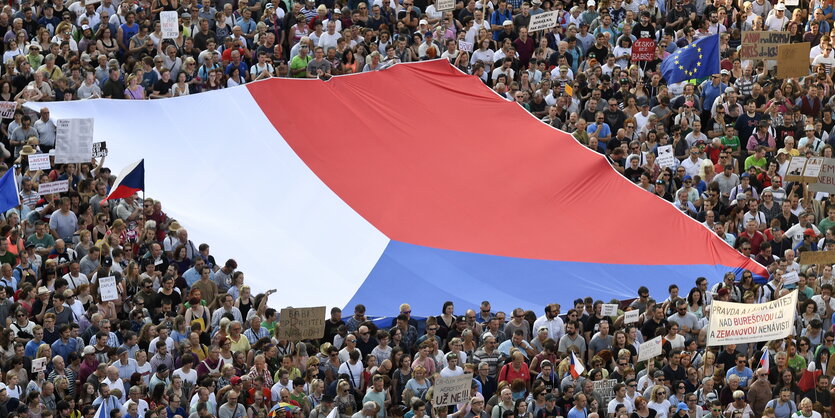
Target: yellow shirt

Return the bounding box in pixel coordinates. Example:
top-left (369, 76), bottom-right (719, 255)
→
top-left (228, 334), bottom-right (251, 353)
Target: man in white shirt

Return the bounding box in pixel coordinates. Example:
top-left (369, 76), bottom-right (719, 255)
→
top-left (765, 3), bottom-right (789, 30)
top-left (532, 304), bottom-right (565, 342)
top-left (317, 21), bottom-right (341, 50)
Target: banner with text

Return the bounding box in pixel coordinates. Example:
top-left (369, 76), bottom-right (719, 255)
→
top-left (810, 157), bottom-right (835, 194)
top-left (433, 373), bottom-right (473, 406)
top-left (528, 11), bottom-right (558, 32)
top-left (278, 306), bottom-right (327, 340)
top-left (707, 290), bottom-right (797, 346)
top-left (631, 38), bottom-right (656, 61)
top-left (38, 180), bottom-right (68, 195)
top-left (740, 31), bottom-right (791, 60)
top-left (55, 118), bottom-right (94, 164)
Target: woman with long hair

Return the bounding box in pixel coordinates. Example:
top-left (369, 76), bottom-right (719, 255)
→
top-left (647, 385), bottom-right (671, 418)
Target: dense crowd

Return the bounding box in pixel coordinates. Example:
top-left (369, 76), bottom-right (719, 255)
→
top-left (5, 0), bottom-right (835, 417)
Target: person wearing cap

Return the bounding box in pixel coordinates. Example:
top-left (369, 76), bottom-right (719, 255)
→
top-left (798, 122), bottom-right (825, 154)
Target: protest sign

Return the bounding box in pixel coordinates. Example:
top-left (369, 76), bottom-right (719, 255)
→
top-left (0, 102), bottom-right (16, 119)
top-left (805, 157), bottom-right (825, 179)
top-left (781, 271), bottom-right (799, 285)
top-left (38, 180), bottom-right (68, 195)
top-left (433, 374), bottom-right (472, 406)
top-left (810, 158), bottom-right (835, 193)
top-left (436, 0), bottom-right (455, 11)
top-left (98, 276), bottom-right (119, 301)
top-left (707, 290), bottom-right (797, 346)
top-left (458, 40), bottom-right (473, 53)
top-left (740, 31), bottom-right (791, 60)
top-left (799, 250), bottom-right (835, 265)
top-left (27, 153), bottom-right (51, 171)
top-left (55, 118), bottom-right (94, 164)
top-left (601, 303), bottom-right (618, 316)
top-left (631, 38), bottom-right (656, 61)
top-left (161, 11), bottom-right (179, 39)
top-left (92, 141), bottom-right (108, 158)
top-left (32, 357), bottom-right (46, 373)
top-left (624, 309), bottom-right (639, 324)
top-left (777, 43), bottom-right (811, 79)
top-left (785, 157), bottom-right (807, 182)
top-left (593, 379), bottom-right (618, 405)
top-left (638, 336), bottom-right (663, 362)
top-left (278, 306), bottom-right (327, 340)
top-left (657, 145), bottom-right (676, 169)
top-left (528, 11), bottom-right (558, 32)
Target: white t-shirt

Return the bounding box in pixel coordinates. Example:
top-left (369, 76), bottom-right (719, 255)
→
top-left (173, 367), bottom-right (198, 386)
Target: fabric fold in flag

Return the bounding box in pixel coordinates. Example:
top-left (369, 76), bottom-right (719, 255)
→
top-left (0, 168), bottom-right (20, 214)
top-left (661, 34), bottom-right (720, 84)
top-left (758, 349), bottom-right (769, 373)
top-left (104, 159), bottom-right (145, 201)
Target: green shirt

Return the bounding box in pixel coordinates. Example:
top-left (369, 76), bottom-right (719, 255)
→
top-left (820, 218), bottom-right (835, 234)
top-left (721, 135), bottom-right (740, 151)
top-left (290, 55), bottom-right (312, 78)
top-left (26, 233), bottom-right (54, 250)
top-left (744, 155), bottom-right (767, 171)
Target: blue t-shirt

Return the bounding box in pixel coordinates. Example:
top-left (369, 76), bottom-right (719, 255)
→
top-left (726, 366), bottom-right (754, 387)
top-left (567, 407), bottom-right (588, 418)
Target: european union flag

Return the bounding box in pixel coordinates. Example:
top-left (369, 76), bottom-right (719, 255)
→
top-left (660, 34), bottom-right (721, 84)
top-left (0, 168), bottom-right (18, 214)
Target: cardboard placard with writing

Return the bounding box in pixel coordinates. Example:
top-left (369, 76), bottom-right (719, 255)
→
top-left (740, 31), bottom-right (791, 60)
top-left (707, 291), bottom-right (797, 346)
top-left (0, 102), bottom-right (16, 119)
top-left (601, 303), bottom-right (618, 316)
top-left (781, 271), bottom-right (799, 285)
top-left (631, 38), bottom-right (656, 61)
top-left (436, 0), bottom-right (455, 11)
top-left (278, 306), bottom-right (327, 340)
top-left (593, 379), bottom-right (618, 405)
top-left (32, 357), bottom-right (46, 373)
top-left (37, 180), bottom-right (69, 195)
top-left (92, 141), bottom-right (108, 158)
top-left (433, 373), bottom-right (472, 406)
top-left (55, 118), bottom-right (94, 164)
top-left (458, 40), bottom-right (473, 53)
top-left (161, 11), bottom-right (180, 39)
top-left (785, 156), bottom-right (807, 182)
top-left (98, 276), bottom-right (119, 301)
top-left (528, 11), bottom-right (558, 32)
top-left (777, 43), bottom-right (810, 79)
top-left (810, 157), bottom-right (835, 193)
top-left (27, 153), bottom-right (50, 171)
top-left (638, 336), bottom-right (663, 362)
top-left (624, 309), bottom-right (640, 324)
top-left (657, 145), bottom-right (676, 169)
top-left (799, 250), bottom-right (835, 265)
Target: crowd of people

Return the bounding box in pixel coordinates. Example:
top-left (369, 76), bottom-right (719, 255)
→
top-left (5, 0), bottom-right (835, 417)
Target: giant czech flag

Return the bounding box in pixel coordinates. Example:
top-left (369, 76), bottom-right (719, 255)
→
top-left (29, 60), bottom-right (767, 316)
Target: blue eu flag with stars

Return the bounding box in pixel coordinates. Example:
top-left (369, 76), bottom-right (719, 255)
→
top-left (660, 34), bottom-right (721, 84)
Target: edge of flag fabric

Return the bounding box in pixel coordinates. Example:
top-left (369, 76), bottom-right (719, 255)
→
top-left (0, 168), bottom-right (20, 214)
top-left (759, 349), bottom-right (770, 373)
top-left (570, 351), bottom-right (585, 378)
top-left (104, 159), bottom-right (145, 201)
top-left (661, 35), bottom-right (721, 84)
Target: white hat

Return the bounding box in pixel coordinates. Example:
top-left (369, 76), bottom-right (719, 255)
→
top-left (774, 3), bottom-right (786, 10)
top-left (419, 19), bottom-right (428, 25)
top-left (82, 345), bottom-right (96, 356)
top-left (475, 0), bottom-right (483, 8)
top-left (587, 0), bottom-right (596, 6)
top-left (502, 19), bottom-right (513, 26)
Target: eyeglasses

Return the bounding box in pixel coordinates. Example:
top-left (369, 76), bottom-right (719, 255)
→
top-left (401, 311), bottom-right (411, 314)
top-left (629, 384), bottom-right (637, 387)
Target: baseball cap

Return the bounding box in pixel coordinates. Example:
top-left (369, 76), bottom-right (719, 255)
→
top-left (231, 376), bottom-right (242, 384)
top-left (720, 69), bottom-right (730, 75)
top-left (775, 3), bottom-right (787, 10)
top-left (677, 402), bottom-right (689, 412)
top-left (724, 87), bottom-right (735, 93)
top-left (503, 20), bottom-right (513, 26)
top-left (804, 228), bottom-right (816, 237)
top-left (82, 346), bottom-right (95, 356)
top-left (587, 0), bottom-right (596, 5)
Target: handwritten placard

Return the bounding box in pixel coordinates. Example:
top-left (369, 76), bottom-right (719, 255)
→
top-left (28, 153), bottom-right (50, 171)
top-left (657, 145), bottom-right (676, 169)
top-left (32, 357), bottom-right (46, 373)
top-left (0, 102), bottom-right (16, 119)
top-left (781, 271), bottom-right (799, 285)
top-left (92, 141), bottom-right (108, 158)
top-left (632, 38), bottom-right (656, 61)
top-left (740, 31), bottom-right (791, 60)
top-left (601, 303), bottom-right (619, 316)
top-left (98, 276), bottom-right (119, 301)
top-left (55, 118), bottom-right (93, 164)
top-left (433, 373), bottom-right (472, 407)
top-left (624, 309), bottom-right (639, 324)
top-left (528, 11), bottom-right (558, 32)
top-left (458, 40), bottom-right (473, 52)
top-left (638, 336), bottom-right (663, 362)
top-left (37, 180), bottom-right (68, 195)
top-left (799, 250), bottom-right (835, 265)
top-left (161, 11), bottom-right (179, 39)
top-left (277, 306), bottom-right (326, 340)
top-left (436, 0), bottom-right (454, 11)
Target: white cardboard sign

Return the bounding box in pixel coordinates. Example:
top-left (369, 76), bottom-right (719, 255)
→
top-left (624, 309), bottom-right (639, 324)
top-left (98, 276), bottom-right (119, 301)
top-left (55, 118), bottom-right (94, 164)
top-left (601, 303), bottom-right (619, 316)
top-left (27, 153), bottom-right (51, 170)
top-left (0, 102), bottom-right (16, 119)
top-left (638, 336), bottom-right (663, 362)
top-left (707, 291), bottom-right (797, 346)
top-left (161, 11), bottom-right (180, 39)
top-left (528, 11), bottom-right (559, 32)
top-left (37, 180), bottom-right (68, 195)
